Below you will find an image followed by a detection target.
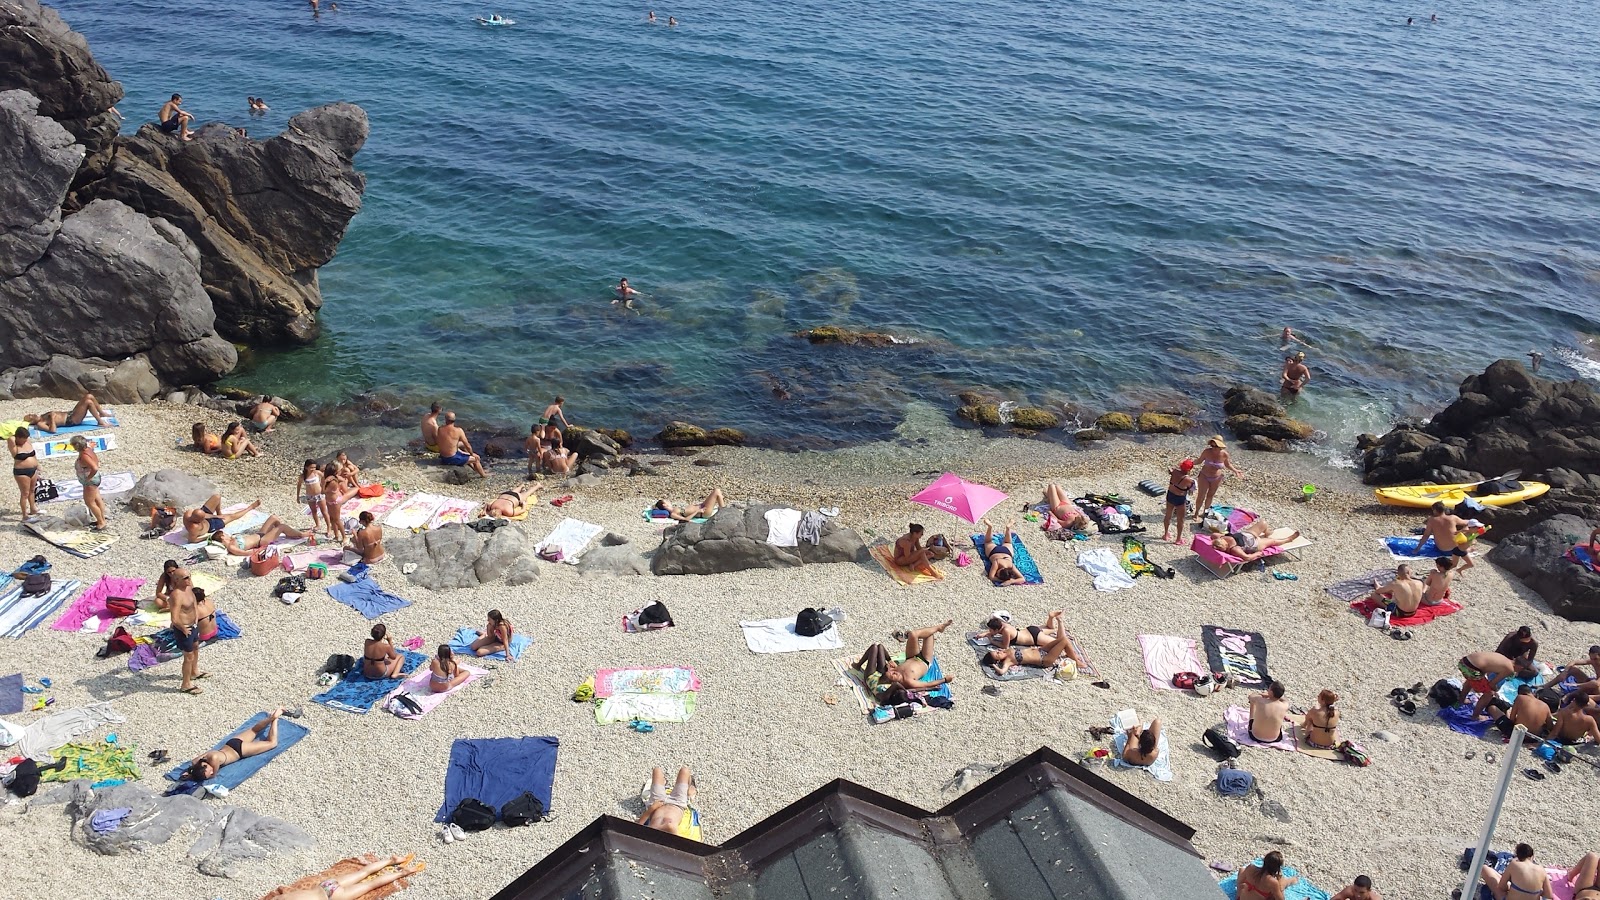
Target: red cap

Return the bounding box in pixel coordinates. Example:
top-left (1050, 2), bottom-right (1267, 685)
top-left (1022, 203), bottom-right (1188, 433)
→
top-left (1179, 459), bottom-right (1195, 472)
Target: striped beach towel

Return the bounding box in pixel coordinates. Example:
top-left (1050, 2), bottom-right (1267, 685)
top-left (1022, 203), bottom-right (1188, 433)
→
top-left (0, 579), bottom-right (83, 638)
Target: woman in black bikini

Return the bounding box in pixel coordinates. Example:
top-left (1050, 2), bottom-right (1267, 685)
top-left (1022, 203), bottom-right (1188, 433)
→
top-left (984, 611), bottom-right (1084, 676)
top-left (483, 486), bottom-right (535, 518)
top-left (185, 707), bottom-right (300, 782)
top-left (1238, 851), bottom-right (1299, 900)
top-left (1161, 459), bottom-right (1196, 544)
top-left (1302, 689), bottom-right (1340, 750)
top-left (8, 426), bottom-right (39, 522)
top-left (1479, 844), bottom-right (1552, 900)
top-left (977, 613), bottom-right (1059, 651)
top-left (980, 519), bottom-right (1027, 586)
top-left (362, 624), bottom-right (403, 679)
top-left (1568, 852), bottom-right (1600, 900)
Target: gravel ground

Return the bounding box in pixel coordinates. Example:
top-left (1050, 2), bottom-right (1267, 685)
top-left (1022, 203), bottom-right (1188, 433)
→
top-left (0, 398), bottom-right (1595, 900)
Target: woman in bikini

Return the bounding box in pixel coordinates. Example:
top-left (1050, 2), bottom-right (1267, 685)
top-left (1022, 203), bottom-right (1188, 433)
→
top-left (985, 612), bottom-right (1084, 676)
top-left (184, 706), bottom-right (300, 783)
top-left (361, 624), bottom-right (404, 679)
top-left (1193, 436), bottom-right (1243, 518)
top-left (272, 854), bottom-right (425, 900)
top-left (8, 425), bottom-right (39, 522)
top-left (1238, 851), bottom-right (1299, 900)
top-left (977, 613), bottom-right (1059, 651)
top-left (1040, 485), bottom-right (1089, 532)
top-left (854, 620), bottom-right (956, 702)
top-left (1302, 689), bottom-right (1341, 750)
top-left (335, 450), bottom-right (361, 483)
top-left (1121, 717), bottom-right (1163, 766)
top-left (70, 436), bottom-right (107, 530)
top-left (295, 460), bottom-right (325, 534)
top-left (980, 519), bottom-right (1027, 586)
top-left (25, 392), bottom-right (110, 434)
top-left (346, 511), bottom-right (385, 564)
top-left (192, 422), bottom-right (221, 455)
top-left (430, 644), bottom-right (470, 692)
top-left (221, 422), bottom-right (260, 459)
top-left (658, 488), bottom-right (727, 522)
top-left (1161, 459), bottom-right (1196, 543)
top-left (483, 486), bottom-right (535, 518)
top-left (470, 609), bottom-right (514, 659)
top-left (1480, 844), bottom-right (1552, 900)
top-left (1567, 852), bottom-right (1600, 900)
top-left (322, 463), bottom-right (353, 543)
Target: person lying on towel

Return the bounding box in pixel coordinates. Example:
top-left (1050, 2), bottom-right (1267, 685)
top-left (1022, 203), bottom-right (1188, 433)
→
top-left (980, 519), bottom-right (1028, 585)
top-left (1207, 519), bottom-right (1301, 564)
top-left (976, 612), bottom-right (1059, 652)
top-left (983, 611), bottom-right (1084, 676)
top-left (183, 706), bottom-right (302, 783)
top-left (639, 766), bottom-right (696, 834)
top-left (1121, 717), bottom-right (1163, 766)
top-left (854, 621), bottom-right (955, 703)
top-left (483, 486), bottom-right (535, 518)
top-left (655, 488), bottom-right (726, 523)
top-left (1040, 485), bottom-right (1091, 532)
top-left (25, 392), bottom-right (110, 434)
top-left (272, 855), bottom-right (426, 900)
top-left (1365, 563), bottom-right (1425, 616)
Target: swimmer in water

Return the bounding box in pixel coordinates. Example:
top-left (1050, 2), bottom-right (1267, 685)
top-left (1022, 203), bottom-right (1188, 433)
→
top-left (1280, 326), bottom-right (1310, 350)
top-left (1281, 351), bottom-right (1310, 395)
top-left (613, 278), bottom-right (639, 308)
top-left (648, 10), bottom-right (656, 22)
top-left (668, 16), bottom-right (677, 25)
top-left (1527, 350), bottom-right (1544, 373)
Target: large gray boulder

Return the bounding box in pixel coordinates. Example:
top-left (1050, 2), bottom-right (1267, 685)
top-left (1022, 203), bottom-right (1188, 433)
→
top-left (0, 0), bottom-right (123, 155)
top-left (579, 533), bottom-right (652, 577)
top-left (0, 91), bottom-right (82, 277)
top-left (1486, 514), bottom-right (1600, 623)
top-left (388, 523), bottom-right (540, 591)
top-left (6, 355), bottom-right (162, 404)
top-left (129, 469), bottom-right (218, 514)
top-left (651, 504), bottom-right (866, 576)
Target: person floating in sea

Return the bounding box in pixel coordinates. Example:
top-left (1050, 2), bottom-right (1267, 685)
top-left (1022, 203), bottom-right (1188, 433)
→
top-left (1279, 326), bottom-right (1310, 349)
top-left (1430, 13), bottom-right (1438, 22)
top-left (647, 10), bottom-right (656, 22)
top-left (1405, 17), bottom-right (1413, 25)
top-left (668, 16), bottom-right (678, 26)
top-left (1528, 350), bottom-right (1544, 373)
top-left (159, 93), bottom-right (195, 141)
top-left (1280, 351), bottom-right (1310, 396)
top-left (247, 96), bottom-right (269, 112)
top-left (614, 277), bottom-right (639, 308)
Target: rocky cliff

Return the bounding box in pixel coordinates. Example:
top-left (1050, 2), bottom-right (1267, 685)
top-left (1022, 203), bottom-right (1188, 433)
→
top-left (0, 0), bottom-right (366, 394)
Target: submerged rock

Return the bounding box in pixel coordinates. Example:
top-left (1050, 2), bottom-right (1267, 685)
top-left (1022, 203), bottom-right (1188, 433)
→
top-left (657, 421), bottom-right (746, 448)
top-left (1221, 387), bottom-right (1312, 450)
top-left (958, 404), bottom-right (1004, 427)
top-left (796, 325), bottom-right (903, 347)
top-left (1096, 412), bottom-right (1135, 432)
top-left (1011, 407), bottom-right (1060, 430)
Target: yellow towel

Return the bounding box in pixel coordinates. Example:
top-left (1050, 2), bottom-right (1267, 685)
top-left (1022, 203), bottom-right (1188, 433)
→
top-left (869, 543), bottom-right (944, 586)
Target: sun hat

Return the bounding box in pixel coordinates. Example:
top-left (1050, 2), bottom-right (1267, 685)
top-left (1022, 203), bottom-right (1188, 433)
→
top-left (1207, 436), bottom-right (1225, 448)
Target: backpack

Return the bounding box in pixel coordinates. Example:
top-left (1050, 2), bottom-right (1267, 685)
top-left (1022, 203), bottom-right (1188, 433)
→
top-left (1428, 679), bottom-right (1461, 709)
top-left (637, 601), bottom-right (673, 627)
top-left (1171, 671), bottom-right (1199, 691)
top-left (795, 608), bottom-right (832, 638)
top-left (450, 798), bottom-right (497, 832)
top-left (97, 626), bottom-right (137, 659)
top-left (4, 759), bottom-right (39, 798)
top-left (1202, 723), bottom-right (1241, 760)
top-left (21, 572), bottom-right (50, 597)
top-left (323, 654), bottom-right (356, 675)
top-left (1535, 686), bottom-right (1566, 713)
top-left (1337, 739), bottom-right (1373, 767)
top-left (106, 595), bottom-right (137, 618)
top-left (32, 479), bottom-right (58, 503)
top-left (501, 791), bottom-right (545, 826)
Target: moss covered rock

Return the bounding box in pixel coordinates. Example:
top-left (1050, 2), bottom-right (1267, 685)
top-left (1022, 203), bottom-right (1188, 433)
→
top-left (707, 427), bottom-right (746, 446)
top-left (1010, 407), bottom-right (1059, 430)
top-left (796, 325), bottom-right (898, 347)
top-left (1075, 428), bottom-right (1109, 442)
top-left (597, 427), bottom-right (633, 447)
top-left (1137, 412), bottom-right (1190, 434)
top-left (657, 422), bottom-right (709, 447)
top-left (1096, 412), bottom-right (1134, 432)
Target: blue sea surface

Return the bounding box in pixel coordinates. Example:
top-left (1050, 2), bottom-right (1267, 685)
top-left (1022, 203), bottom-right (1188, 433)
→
top-left (53, 0), bottom-right (1600, 447)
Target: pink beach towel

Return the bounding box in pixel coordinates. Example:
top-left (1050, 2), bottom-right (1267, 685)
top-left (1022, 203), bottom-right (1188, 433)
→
top-left (1138, 634), bottom-right (1205, 692)
top-left (52, 575), bottom-right (145, 632)
top-left (593, 666), bottom-right (701, 698)
top-left (382, 661), bottom-right (487, 717)
top-left (1223, 704), bottom-right (1298, 752)
top-left (283, 547), bottom-right (350, 574)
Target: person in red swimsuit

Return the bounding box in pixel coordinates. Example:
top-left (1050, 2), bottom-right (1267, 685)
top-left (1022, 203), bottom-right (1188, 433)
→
top-left (1238, 851), bottom-right (1299, 900)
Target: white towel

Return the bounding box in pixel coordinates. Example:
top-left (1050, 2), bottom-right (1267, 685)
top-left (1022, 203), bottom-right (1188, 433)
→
top-left (1077, 548), bottom-right (1136, 592)
top-left (18, 702), bottom-right (126, 761)
top-left (740, 616), bottom-right (844, 653)
top-left (764, 508), bottom-right (803, 547)
top-left (535, 517), bottom-right (604, 564)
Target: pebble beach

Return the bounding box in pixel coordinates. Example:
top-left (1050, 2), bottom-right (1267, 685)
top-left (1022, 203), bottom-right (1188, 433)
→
top-left (0, 398), bottom-right (1594, 900)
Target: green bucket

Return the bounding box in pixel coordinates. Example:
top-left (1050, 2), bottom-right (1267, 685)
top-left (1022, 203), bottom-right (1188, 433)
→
top-left (1301, 484), bottom-right (1317, 500)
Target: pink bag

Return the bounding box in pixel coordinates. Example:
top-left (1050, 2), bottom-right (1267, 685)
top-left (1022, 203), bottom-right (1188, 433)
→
top-left (955, 551), bottom-right (971, 568)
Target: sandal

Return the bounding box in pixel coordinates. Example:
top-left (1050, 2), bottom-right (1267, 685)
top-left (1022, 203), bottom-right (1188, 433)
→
top-left (1523, 767), bottom-right (1546, 781)
top-left (1389, 687), bottom-right (1409, 700)
top-left (1391, 630), bottom-right (1412, 641)
top-left (149, 749), bottom-right (170, 764)
top-left (1409, 682), bottom-right (1427, 695)
top-left (1397, 700), bottom-right (1417, 716)
top-left (1091, 680), bottom-right (1112, 690)
top-left (180, 685), bottom-right (203, 695)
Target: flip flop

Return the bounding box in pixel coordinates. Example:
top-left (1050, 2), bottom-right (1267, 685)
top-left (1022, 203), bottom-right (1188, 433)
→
top-left (1523, 768), bottom-right (1546, 781)
top-left (148, 750), bottom-right (170, 763)
top-left (1389, 688), bottom-right (1408, 700)
top-left (1091, 680), bottom-right (1112, 689)
top-left (1398, 700), bottom-right (1417, 716)
top-left (1408, 682), bottom-right (1427, 695)
top-left (1545, 761), bottom-right (1563, 775)
top-left (180, 686), bottom-right (203, 695)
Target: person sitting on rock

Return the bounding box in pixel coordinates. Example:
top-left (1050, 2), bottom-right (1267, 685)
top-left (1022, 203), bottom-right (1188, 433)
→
top-left (220, 422), bottom-right (260, 459)
top-left (1366, 564), bottom-right (1424, 616)
top-left (210, 516), bottom-right (315, 555)
top-left (335, 450), bottom-right (361, 483)
top-left (183, 495), bottom-right (259, 542)
top-left (655, 488), bottom-right (726, 522)
top-left (436, 412), bottom-right (487, 477)
top-left (159, 93), bottom-right (195, 141)
top-left (346, 511), bottom-right (385, 564)
top-left (25, 393), bottom-right (111, 434)
top-left (421, 402), bottom-right (442, 454)
top-left (191, 422), bottom-right (221, 455)
top-left (541, 439), bottom-right (575, 475)
top-left (984, 611), bottom-right (1083, 676)
top-left (638, 766), bottom-right (694, 834)
top-left (483, 486), bottom-right (535, 518)
top-left (246, 397), bottom-right (280, 434)
top-left (1207, 519), bottom-right (1301, 564)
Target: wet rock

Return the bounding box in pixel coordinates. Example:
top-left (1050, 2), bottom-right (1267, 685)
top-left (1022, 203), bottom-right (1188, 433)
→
top-left (707, 427), bottom-right (746, 446)
top-left (1226, 414), bottom-right (1314, 443)
top-left (1221, 387), bottom-right (1313, 447)
top-left (129, 469), bottom-right (217, 514)
top-left (567, 427), bottom-right (622, 461)
top-left (959, 404), bottom-right (1003, 427)
top-left (692, 459), bottom-right (722, 467)
top-left (652, 504), bottom-right (867, 575)
top-left (1486, 514), bottom-right (1600, 622)
top-left (657, 421), bottom-right (708, 447)
top-left (1221, 387), bottom-right (1284, 419)
top-left (796, 325), bottom-right (900, 347)
top-left (596, 427), bottom-right (633, 447)
top-left (1244, 435), bottom-right (1289, 453)
top-left (1355, 433), bottom-right (1381, 451)
top-left (1011, 407), bottom-right (1060, 430)
top-left (1096, 412), bottom-right (1134, 432)
top-left (1074, 428), bottom-right (1109, 442)
top-left (1136, 412), bottom-right (1189, 434)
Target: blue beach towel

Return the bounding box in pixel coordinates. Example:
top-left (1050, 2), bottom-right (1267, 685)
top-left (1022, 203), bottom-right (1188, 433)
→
top-left (326, 579), bottom-right (412, 620)
top-left (1383, 536), bottom-right (1451, 559)
top-left (0, 579), bottom-right (82, 639)
top-left (164, 713), bottom-right (310, 790)
top-left (0, 672), bottom-right (22, 716)
top-left (451, 626), bottom-right (531, 661)
top-left (1437, 702), bottom-right (1496, 738)
top-left (1219, 863), bottom-right (1331, 900)
top-left (969, 532), bottom-right (1044, 585)
top-left (30, 414), bottom-right (118, 439)
top-left (1111, 727), bottom-right (1173, 782)
top-left (313, 650), bottom-right (426, 714)
top-left (868, 657), bottom-right (953, 723)
top-left (435, 736), bottom-right (559, 823)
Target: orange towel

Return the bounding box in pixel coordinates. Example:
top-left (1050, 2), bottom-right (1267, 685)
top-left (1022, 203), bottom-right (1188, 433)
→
top-left (869, 543), bottom-right (944, 586)
top-left (260, 856), bottom-right (420, 900)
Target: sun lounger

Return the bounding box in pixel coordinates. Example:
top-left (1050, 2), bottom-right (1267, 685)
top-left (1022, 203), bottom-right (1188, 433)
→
top-left (1191, 530), bottom-right (1309, 579)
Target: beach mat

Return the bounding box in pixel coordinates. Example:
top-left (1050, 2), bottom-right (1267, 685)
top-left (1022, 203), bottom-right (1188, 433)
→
top-left (164, 713), bottom-right (309, 790)
top-left (740, 616), bottom-right (844, 653)
top-left (40, 741), bottom-right (139, 784)
top-left (36, 433), bottom-right (117, 459)
top-left (1350, 596), bottom-right (1464, 627)
top-left (450, 626), bottom-right (530, 661)
top-left (596, 692), bottom-right (697, 725)
top-left (1567, 545), bottom-right (1600, 573)
top-left (1223, 704), bottom-right (1297, 752)
top-left (426, 496), bottom-right (480, 530)
top-left (595, 666), bottom-right (700, 697)
top-left (313, 651), bottom-right (426, 714)
top-left (43, 471), bottom-right (135, 504)
top-left (1219, 863), bottom-right (1331, 900)
top-left (0, 672), bottom-right (22, 716)
top-left (383, 661), bottom-right (487, 718)
top-left (261, 856), bottom-right (422, 900)
top-left (1295, 729), bottom-right (1344, 761)
top-left (593, 665), bottom-right (701, 725)
top-left (1437, 702), bottom-right (1497, 738)
top-left (1203, 625), bottom-right (1271, 689)
top-left (434, 736), bottom-right (558, 823)
top-left (0, 579), bottom-right (83, 638)
top-left (24, 520), bottom-right (116, 559)
top-left (28, 412), bottom-right (118, 438)
top-left (52, 575), bottom-right (144, 633)
top-left (535, 517), bottom-right (603, 564)
top-left (1383, 535), bottom-right (1452, 560)
top-left (970, 532), bottom-right (1044, 585)
top-left (283, 547), bottom-right (350, 574)
top-left (966, 630), bottom-right (1099, 680)
top-left (1323, 568), bottom-right (1398, 603)
top-left (1137, 634), bottom-right (1204, 692)
top-left (835, 655), bottom-right (952, 723)
top-left (383, 493), bottom-right (448, 530)
top-left (327, 579), bottom-right (411, 620)
top-left (868, 541), bottom-right (944, 586)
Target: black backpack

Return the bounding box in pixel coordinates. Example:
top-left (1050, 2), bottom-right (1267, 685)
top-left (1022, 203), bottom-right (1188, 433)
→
top-left (5, 759), bottom-right (39, 798)
top-left (501, 791), bottom-right (545, 826)
top-left (323, 654), bottom-right (356, 675)
top-left (1202, 724), bottom-right (1241, 760)
top-left (1428, 679), bottom-right (1461, 709)
top-left (795, 608), bottom-right (832, 638)
top-left (21, 572), bottom-right (50, 597)
top-left (637, 601), bottom-right (673, 627)
top-left (451, 798), bottom-right (497, 832)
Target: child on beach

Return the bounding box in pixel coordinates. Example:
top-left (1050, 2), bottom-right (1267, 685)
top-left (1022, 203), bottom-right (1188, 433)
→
top-left (296, 459), bottom-right (325, 533)
top-left (323, 463), bottom-right (349, 543)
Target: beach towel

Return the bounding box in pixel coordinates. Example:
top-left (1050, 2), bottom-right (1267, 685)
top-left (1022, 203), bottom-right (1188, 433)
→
top-left (40, 741), bottom-right (140, 784)
top-left (1203, 625), bottom-right (1271, 689)
top-left (125, 572), bottom-right (225, 630)
top-left (262, 856), bottom-right (422, 900)
top-left (594, 666), bottom-right (701, 697)
top-left (836, 655), bottom-right (952, 722)
top-left (383, 493), bottom-right (448, 530)
top-left (1567, 545), bottom-right (1600, 574)
top-left (129, 611), bottom-right (241, 671)
top-left (765, 508), bottom-right (803, 546)
top-left (36, 433), bottom-right (117, 459)
top-left (28, 412), bottom-right (118, 438)
top-left (17, 702), bottom-right (126, 761)
top-left (164, 505), bottom-right (269, 548)
top-left (1077, 547), bottom-right (1136, 591)
top-left (1223, 704), bottom-right (1298, 752)
top-left (0, 673), bottom-right (22, 716)
top-left (1295, 729), bottom-right (1344, 761)
top-left (164, 713), bottom-right (310, 790)
top-left (1384, 535), bottom-right (1452, 560)
top-left (535, 517), bottom-right (604, 564)
top-left (52, 576), bottom-right (144, 633)
top-left (643, 508), bottom-right (706, 527)
top-left (1219, 863), bottom-right (1331, 900)
top-left (308, 487), bottom-right (408, 521)
top-left (1120, 537), bottom-right (1158, 578)
top-left (596, 692), bottom-right (698, 724)
top-left (868, 657), bottom-right (952, 723)
top-left (1324, 568), bottom-right (1401, 603)
top-left (326, 579), bottom-right (412, 620)
top-left (1472, 851), bottom-right (1577, 900)
top-left (383, 661), bottom-right (487, 717)
top-left (284, 547), bottom-right (350, 574)
top-left (24, 519), bottom-right (116, 559)
top-left (0, 578), bottom-right (82, 638)
top-left (1349, 596), bottom-right (1464, 627)
top-left (1111, 726), bottom-right (1173, 781)
top-left (1497, 665), bottom-right (1552, 704)
top-left (450, 626), bottom-right (530, 661)
top-left (868, 541), bottom-right (944, 586)
top-left (740, 616), bottom-right (844, 653)
top-left (313, 651), bottom-right (426, 714)
top-left (434, 736), bottom-right (558, 823)
top-left (426, 496), bottom-right (481, 530)
top-left (966, 630), bottom-right (1099, 680)
top-left (970, 532), bottom-right (1044, 585)
top-left (1138, 634), bottom-right (1204, 691)
top-left (43, 471), bottom-right (135, 504)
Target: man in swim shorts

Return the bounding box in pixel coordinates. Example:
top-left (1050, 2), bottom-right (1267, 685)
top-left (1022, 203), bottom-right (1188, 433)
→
top-left (421, 402), bottom-right (441, 454)
top-left (613, 278), bottom-right (639, 308)
top-left (1281, 352), bottom-right (1310, 394)
top-left (1459, 650), bottom-right (1518, 718)
top-left (1367, 563), bottom-right (1424, 616)
top-left (183, 495), bottom-right (261, 543)
top-left (158, 93), bottom-right (195, 141)
top-left (435, 412), bottom-right (487, 477)
top-left (168, 570), bottom-right (208, 695)
top-left (1419, 501), bottom-right (1476, 572)
top-left (1248, 681), bottom-right (1290, 743)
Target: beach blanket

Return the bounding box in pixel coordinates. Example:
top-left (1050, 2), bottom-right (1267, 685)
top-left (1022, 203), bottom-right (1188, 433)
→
top-left (535, 517), bottom-right (603, 564)
top-left (1473, 851), bottom-right (1577, 900)
top-left (1384, 535), bottom-right (1453, 560)
top-left (24, 520), bottom-right (116, 559)
top-left (383, 493), bottom-right (448, 530)
top-left (0, 673), bottom-right (22, 716)
top-left (836, 656), bottom-right (952, 722)
top-left (164, 505), bottom-right (268, 548)
top-left (326, 579), bottom-right (411, 620)
top-left (449, 626), bottom-right (530, 661)
top-left (52, 576), bottom-right (144, 633)
top-left (36, 433), bottom-right (117, 459)
top-left (970, 532), bottom-right (1043, 585)
top-left (1350, 596), bottom-right (1464, 627)
top-left (594, 666), bottom-right (701, 697)
top-left (307, 487), bottom-right (408, 521)
top-left (28, 412), bottom-right (118, 438)
top-left (262, 856), bottom-right (422, 900)
top-left (1138, 634), bottom-right (1204, 691)
top-left (1323, 568), bottom-right (1399, 603)
top-left (1224, 704), bottom-right (1298, 752)
top-left (125, 571), bottom-right (223, 629)
top-left (740, 616), bottom-right (844, 653)
top-left (966, 630), bottom-right (1099, 680)
top-left (1497, 665), bottom-right (1552, 704)
top-left (43, 471), bottom-right (135, 504)
top-left (1120, 536), bottom-right (1158, 578)
top-left (284, 547), bottom-right (350, 574)
top-left (1295, 729), bottom-right (1344, 761)
top-left (129, 612), bottom-right (241, 671)
top-left (1077, 547), bottom-right (1136, 591)
top-left (40, 741), bottom-right (139, 784)
top-left (426, 496), bottom-right (480, 530)
top-left (643, 508), bottom-right (706, 528)
top-left (1219, 864), bottom-right (1331, 900)
top-left (596, 692), bottom-right (697, 724)
top-left (313, 651), bottom-right (426, 714)
top-left (1568, 545), bottom-right (1600, 574)
top-left (1203, 625), bottom-right (1271, 689)
top-left (434, 736), bottom-right (558, 823)
top-left (164, 713), bottom-right (309, 790)
top-left (868, 541), bottom-right (944, 586)
top-left (0, 578), bottom-right (82, 638)
top-left (1111, 726), bottom-right (1173, 781)
top-left (17, 702), bottom-right (125, 761)
top-left (383, 662), bottom-right (487, 717)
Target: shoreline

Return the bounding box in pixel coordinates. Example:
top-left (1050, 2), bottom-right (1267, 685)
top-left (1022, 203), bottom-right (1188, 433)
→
top-left (0, 395), bottom-right (1595, 900)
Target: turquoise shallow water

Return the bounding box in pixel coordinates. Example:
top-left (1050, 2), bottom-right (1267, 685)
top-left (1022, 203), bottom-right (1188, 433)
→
top-left (53, 0), bottom-right (1600, 446)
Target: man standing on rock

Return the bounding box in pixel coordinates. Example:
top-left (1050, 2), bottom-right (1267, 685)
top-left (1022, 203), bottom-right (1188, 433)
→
top-left (1419, 501), bottom-right (1475, 572)
top-left (437, 412), bottom-right (487, 477)
top-left (421, 402), bottom-right (442, 454)
top-left (158, 93), bottom-right (195, 141)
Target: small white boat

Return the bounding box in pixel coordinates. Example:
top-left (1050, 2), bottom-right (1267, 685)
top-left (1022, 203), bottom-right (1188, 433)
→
top-left (475, 15), bottom-right (515, 26)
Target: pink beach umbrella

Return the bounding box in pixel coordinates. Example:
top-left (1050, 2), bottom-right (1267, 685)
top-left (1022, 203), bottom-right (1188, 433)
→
top-left (909, 472), bottom-right (1008, 524)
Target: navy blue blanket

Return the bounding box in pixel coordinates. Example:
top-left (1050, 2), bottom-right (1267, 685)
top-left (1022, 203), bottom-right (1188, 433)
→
top-left (435, 736), bottom-right (559, 823)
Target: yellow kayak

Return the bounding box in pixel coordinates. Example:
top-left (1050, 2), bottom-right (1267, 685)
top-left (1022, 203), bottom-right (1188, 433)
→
top-left (1375, 481), bottom-right (1550, 509)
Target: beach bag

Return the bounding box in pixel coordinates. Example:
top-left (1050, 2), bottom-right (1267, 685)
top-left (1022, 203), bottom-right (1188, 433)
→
top-left (152, 507), bottom-right (177, 533)
top-left (637, 601), bottom-right (673, 627)
top-left (1367, 608), bottom-right (1391, 629)
top-left (1428, 679), bottom-right (1461, 709)
top-left (248, 547), bottom-right (280, 577)
top-left (387, 693), bottom-right (424, 719)
top-left (106, 595), bottom-right (137, 618)
top-left (21, 572), bottom-right (50, 597)
top-left (105, 626), bottom-right (137, 655)
top-left (538, 546), bottom-right (564, 562)
top-left (1337, 739), bottom-right (1373, 767)
top-left (323, 654), bottom-right (356, 676)
top-left (450, 798), bottom-right (497, 832)
top-left (4, 759), bottom-right (39, 798)
top-left (925, 535), bottom-right (951, 561)
top-left (1171, 672), bottom-right (1199, 691)
top-left (1192, 673), bottom-right (1217, 696)
top-left (273, 575), bottom-right (307, 597)
top-left (1202, 724), bottom-right (1241, 760)
top-left (357, 483), bottom-right (385, 498)
top-left (32, 479), bottom-right (58, 503)
top-left (795, 607), bottom-right (832, 637)
top-left (1052, 658), bottom-right (1077, 682)
top-left (500, 791), bottom-right (545, 826)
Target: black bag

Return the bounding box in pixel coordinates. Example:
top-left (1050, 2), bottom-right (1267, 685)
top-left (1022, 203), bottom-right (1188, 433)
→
top-left (323, 653), bottom-right (356, 675)
top-left (1428, 678), bottom-right (1461, 709)
top-left (795, 607), bottom-right (832, 638)
top-left (21, 572), bottom-right (50, 597)
top-left (637, 601), bottom-right (673, 627)
top-left (1474, 479), bottom-right (1522, 496)
top-left (273, 575), bottom-right (307, 597)
top-left (451, 798), bottom-right (497, 832)
top-left (389, 693), bottom-right (424, 718)
top-left (5, 759), bottom-right (39, 798)
top-left (1535, 686), bottom-right (1566, 713)
top-left (500, 791), bottom-right (545, 826)
top-left (1202, 723), bottom-right (1241, 760)
top-left (32, 479), bottom-right (58, 503)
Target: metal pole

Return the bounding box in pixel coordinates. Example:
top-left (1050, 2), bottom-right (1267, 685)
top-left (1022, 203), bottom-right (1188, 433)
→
top-left (1460, 725), bottom-right (1528, 900)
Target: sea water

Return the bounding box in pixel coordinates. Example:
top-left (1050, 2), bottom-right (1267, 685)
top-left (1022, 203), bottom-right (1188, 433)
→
top-left (52, 0), bottom-right (1600, 447)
